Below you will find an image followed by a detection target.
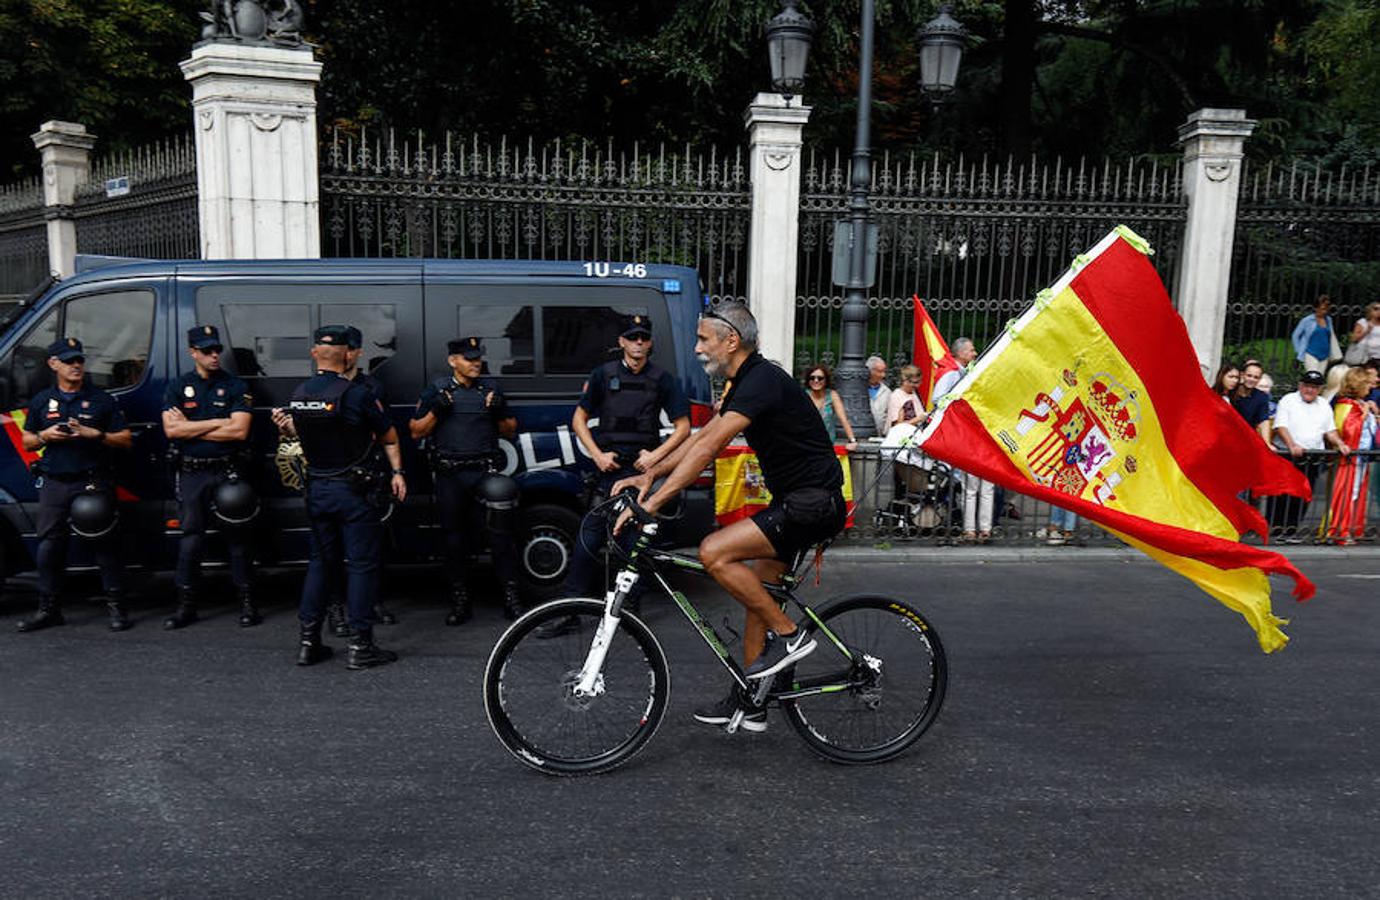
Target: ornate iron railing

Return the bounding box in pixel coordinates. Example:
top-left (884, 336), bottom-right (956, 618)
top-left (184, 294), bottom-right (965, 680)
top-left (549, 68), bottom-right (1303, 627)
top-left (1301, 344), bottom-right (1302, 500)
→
top-left (72, 133), bottom-right (200, 260)
top-left (320, 130), bottom-right (751, 303)
top-left (795, 152), bottom-right (1187, 375)
top-left (0, 176), bottom-right (48, 301)
top-left (841, 444), bottom-right (1377, 547)
top-left (1225, 160), bottom-right (1380, 389)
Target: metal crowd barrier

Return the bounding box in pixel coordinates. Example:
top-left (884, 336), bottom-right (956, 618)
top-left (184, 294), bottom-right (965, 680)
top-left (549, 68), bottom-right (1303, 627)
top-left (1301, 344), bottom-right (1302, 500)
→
top-left (841, 444), bottom-right (1380, 547)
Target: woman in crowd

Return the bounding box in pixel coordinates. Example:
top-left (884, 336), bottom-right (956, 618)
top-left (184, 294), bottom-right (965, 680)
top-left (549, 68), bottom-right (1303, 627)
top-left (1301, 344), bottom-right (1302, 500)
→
top-left (804, 363), bottom-right (857, 450)
top-left (1347, 301), bottom-right (1380, 364)
top-left (1211, 361), bottom-right (1240, 402)
top-left (1292, 295), bottom-right (1342, 374)
top-left (1326, 367), bottom-right (1376, 545)
top-left (1323, 363), bottom-right (1350, 403)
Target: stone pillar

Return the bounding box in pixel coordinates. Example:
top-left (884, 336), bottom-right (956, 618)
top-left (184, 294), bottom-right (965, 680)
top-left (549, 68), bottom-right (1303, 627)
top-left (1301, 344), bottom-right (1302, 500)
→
top-left (1176, 108), bottom-right (1255, 380)
top-left (180, 43), bottom-right (322, 259)
top-left (30, 121), bottom-right (96, 278)
top-left (744, 93), bottom-right (811, 369)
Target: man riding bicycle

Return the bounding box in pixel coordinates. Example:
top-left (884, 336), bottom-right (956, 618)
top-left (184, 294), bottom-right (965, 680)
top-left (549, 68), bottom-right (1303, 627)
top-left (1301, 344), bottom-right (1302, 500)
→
top-left (614, 301), bottom-right (848, 732)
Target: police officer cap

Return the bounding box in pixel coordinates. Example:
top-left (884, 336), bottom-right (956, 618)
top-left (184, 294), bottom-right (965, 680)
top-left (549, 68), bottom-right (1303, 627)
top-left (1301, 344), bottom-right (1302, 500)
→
top-left (47, 337), bottom-right (84, 361)
top-left (448, 336), bottom-right (485, 359)
top-left (343, 326), bottom-right (364, 349)
top-left (621, 314), bottom-right (653, 339)
top-left (188, 324), bottom-right (222, 350)
top-left (1300, 370), bottom-right (1326, 386)
top-left (313, 324), bottom-right (351, 346)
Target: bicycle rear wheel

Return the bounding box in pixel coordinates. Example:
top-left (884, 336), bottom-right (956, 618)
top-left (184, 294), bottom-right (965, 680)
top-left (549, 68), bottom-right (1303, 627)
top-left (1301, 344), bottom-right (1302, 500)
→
top-left (483, 599), bottom-right (670, 776)
top-left (782, 593), bottom-right (947, 765)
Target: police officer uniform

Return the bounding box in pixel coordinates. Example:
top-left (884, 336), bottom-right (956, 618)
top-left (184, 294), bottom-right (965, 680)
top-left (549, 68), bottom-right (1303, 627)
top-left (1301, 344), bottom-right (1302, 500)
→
top-left (561, 315), bottom-right (688, 606)
top-left (163, 325), bottom-right (260, 630)
top-left (289, 325), bottom-right (400, 669)
top-left (413, 336), bottom-right (523, 623)
top-left (17, 338), bottom-right (130, 632)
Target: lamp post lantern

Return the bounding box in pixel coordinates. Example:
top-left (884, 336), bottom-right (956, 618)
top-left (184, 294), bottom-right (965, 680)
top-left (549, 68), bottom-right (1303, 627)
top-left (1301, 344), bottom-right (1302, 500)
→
top-left (765, 0), bottom-right (815, 103)
top-left (917, 5), bottom-right (967, 100)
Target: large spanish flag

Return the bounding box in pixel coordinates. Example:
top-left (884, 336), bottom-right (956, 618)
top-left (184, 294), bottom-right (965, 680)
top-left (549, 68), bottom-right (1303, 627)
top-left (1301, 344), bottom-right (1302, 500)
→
top-left (912, 296), bottom-right (959, 410)
top-left (917, 227), bottom-right (1314, 652)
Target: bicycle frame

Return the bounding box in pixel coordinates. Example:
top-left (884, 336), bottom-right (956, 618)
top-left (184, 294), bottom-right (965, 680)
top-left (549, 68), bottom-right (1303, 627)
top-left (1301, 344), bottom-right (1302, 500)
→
top-left (572, 520), bottom-right (860, 708)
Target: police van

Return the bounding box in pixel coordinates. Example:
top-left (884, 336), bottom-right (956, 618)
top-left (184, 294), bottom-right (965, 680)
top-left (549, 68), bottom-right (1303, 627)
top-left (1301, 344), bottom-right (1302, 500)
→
top-left (0, 257), bottom-right (716, 597)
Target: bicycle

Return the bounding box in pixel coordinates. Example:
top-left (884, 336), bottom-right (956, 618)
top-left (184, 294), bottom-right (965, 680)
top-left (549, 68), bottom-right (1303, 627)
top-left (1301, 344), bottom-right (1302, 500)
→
top-left (483, 492), bottom-right (947, 775)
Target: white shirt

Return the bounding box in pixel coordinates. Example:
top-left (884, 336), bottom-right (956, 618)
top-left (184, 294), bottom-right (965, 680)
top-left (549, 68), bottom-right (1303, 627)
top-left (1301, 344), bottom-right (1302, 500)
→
top-left (1272, 391), bottom-right (1334, 451)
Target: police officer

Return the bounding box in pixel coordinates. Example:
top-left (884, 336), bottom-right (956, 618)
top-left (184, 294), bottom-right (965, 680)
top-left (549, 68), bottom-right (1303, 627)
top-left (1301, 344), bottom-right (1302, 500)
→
top-left (561, 314), bottom-right (689, 610)
top-left (409, 336), bottom-right (523, 623)
top-left (286, 325), bottom-right (407, 669)
top-left (162, 325), bottom-right (259, 630)
top-left (16, 338), bottom-right (133, 633)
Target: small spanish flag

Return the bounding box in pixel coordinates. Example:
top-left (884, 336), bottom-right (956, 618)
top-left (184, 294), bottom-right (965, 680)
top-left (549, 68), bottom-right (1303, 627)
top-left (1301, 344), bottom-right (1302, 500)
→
top-left (715, 444), bottom-right (855, 529)
top-left (917, 227), bottom-right (1315, 652)
top-left (912, 296), bottom-right (958, 410)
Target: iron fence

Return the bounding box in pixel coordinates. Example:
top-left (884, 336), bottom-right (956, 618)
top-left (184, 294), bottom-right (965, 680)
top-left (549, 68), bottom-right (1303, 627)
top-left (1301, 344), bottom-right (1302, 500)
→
top-left (794, 153), bottom-right (1187, 376)
top-left (72, 133), bottom-right (199, 260)
top-left (320, 130), bottom-right (751, 303)
top-left (0, 176), bottom-right (48, 302)
top-left (838, 444), bottom-right (1378, 547)
top-left (1225, 160), bottom-right (1380, 390)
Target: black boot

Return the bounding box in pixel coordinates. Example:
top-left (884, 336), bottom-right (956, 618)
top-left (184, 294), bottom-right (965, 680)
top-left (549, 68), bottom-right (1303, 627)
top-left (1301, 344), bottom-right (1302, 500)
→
top-left (16, 595), bottom-right (63, 633)
top-left (237, 586), bottom-right (262, 628)
top-left (105, 590), bottom-right (131, 632)
top-left (374, 599), bottom-right (398, 625)
top-left (326, 600), bottom-right (350, 637)
top-left (502, 582), bottom-right (526, 621)
top-left (444, 583), bottom-right (472, 626)
top-left (163, 587), bottom-right (198, 630)
top-left (296, 621), bottom-right (333, 666)
top-left (347, 628), bottom-right (398, 670)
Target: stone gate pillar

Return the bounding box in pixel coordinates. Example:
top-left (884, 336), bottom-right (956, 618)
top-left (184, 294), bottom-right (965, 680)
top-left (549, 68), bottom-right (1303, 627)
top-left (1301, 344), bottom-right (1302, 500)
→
top-left (1176, 108), bottom-right (1255, 380)
top-left (744, 93), bottom-right (811, 368)
top-left (180, 43), bottom-right (322, 259)
top-left (31, 121), bottom-right (96, 278)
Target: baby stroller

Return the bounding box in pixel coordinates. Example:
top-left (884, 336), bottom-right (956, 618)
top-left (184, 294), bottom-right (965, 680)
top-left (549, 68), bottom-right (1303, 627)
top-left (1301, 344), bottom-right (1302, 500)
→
top-left (873, 428), bottom-right (963, 537)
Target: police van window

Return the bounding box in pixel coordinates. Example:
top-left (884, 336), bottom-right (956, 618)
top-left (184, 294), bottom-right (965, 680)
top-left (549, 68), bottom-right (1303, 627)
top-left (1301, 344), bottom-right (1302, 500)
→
top-left (321, 303), bottom-right (396, 376)
top-left (455, 305), bottom-right (533, 376)
top-left (63, 289), bottom-right (156, 392)
top-left (3, 306), bottom-right (58, 408)
top-left (219, 303), bottom-right (312, 379)
top-left (543, 306), bottom-right (646, 374)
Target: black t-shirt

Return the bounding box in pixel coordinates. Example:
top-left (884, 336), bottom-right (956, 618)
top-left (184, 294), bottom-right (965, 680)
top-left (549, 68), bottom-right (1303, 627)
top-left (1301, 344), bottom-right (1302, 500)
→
top-left (1231, 387), bottom-right (1271, 428)
top-left (720, 352), bottom-right (842, 497)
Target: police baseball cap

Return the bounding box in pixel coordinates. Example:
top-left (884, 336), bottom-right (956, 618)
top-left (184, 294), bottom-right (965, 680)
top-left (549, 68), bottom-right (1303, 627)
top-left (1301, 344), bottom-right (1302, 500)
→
top-left (448, 336), bottom-right (484, 359)
top-left (313, 325), bottom-right (350, 346)
top-left (188, 324), bottom-right (222, 350)
top-left (621, 314), bottom-right (653, 339)
top-left (1300, 370), bottom-right (1326, 386)
top-left (48, 337), bottom-right (84, 361)
top-left (343, 326), bottom-right (363, 349)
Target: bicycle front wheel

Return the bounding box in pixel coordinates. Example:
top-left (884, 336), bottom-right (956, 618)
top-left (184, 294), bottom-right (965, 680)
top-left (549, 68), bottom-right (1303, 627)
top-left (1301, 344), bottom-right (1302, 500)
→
top-left (483, 599), bottom-right (670, 776)
top-left (782, 593), bottom-right (947, 765)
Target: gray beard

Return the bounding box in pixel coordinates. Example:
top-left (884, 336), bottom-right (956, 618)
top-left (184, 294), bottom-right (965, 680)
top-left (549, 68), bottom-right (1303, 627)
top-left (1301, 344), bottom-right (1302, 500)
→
top-left (698, 353), bottom-right (722, 377)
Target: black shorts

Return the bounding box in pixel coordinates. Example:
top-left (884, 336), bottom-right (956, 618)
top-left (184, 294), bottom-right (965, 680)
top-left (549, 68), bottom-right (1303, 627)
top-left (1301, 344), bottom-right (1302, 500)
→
top-left (750, 488), bottom-right (846, 562)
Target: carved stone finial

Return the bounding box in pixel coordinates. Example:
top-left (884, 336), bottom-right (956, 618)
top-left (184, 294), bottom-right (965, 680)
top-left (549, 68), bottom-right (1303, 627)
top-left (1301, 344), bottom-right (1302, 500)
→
top-left (199, 0), bottom-right (306, 48)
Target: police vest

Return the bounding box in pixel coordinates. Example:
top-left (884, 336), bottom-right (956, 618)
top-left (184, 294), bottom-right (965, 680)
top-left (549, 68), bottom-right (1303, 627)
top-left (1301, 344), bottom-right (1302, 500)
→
top-left (289, 376), bottom-right (373, 474)
top-left (594, 360), bottom-right (664, 451)
top-left (433, 376), bottom-right (501, 459)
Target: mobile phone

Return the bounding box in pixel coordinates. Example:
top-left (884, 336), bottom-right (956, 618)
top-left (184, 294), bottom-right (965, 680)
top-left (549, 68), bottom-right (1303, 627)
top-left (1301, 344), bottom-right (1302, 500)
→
top-left (55, 423), bottom-right (74, 434)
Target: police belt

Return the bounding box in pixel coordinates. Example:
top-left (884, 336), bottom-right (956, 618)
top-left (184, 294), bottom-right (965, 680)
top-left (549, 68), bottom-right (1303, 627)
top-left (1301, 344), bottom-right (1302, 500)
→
top-left (432, 455), bottom-right (496, 473)
top-left (41, 468), bottom-right (102, 483)
top-left (178, 454), bottom-right (239, 473)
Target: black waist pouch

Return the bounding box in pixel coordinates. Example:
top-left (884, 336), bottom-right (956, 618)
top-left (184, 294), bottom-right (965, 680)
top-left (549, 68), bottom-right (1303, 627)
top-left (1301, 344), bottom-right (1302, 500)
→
top-left (782, 487), bottom-right (841, 526)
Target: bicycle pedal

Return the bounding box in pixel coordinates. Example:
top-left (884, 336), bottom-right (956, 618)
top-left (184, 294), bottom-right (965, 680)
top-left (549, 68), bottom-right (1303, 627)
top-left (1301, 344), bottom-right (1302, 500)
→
top-left (749, 674), bottom-right (774, 707)
top-left (724, 709), bottom-right (744, 735)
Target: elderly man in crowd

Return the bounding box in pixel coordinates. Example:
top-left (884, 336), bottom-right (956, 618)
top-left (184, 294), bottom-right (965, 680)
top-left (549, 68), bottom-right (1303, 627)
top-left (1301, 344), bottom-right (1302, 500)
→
top-left (1269, 369), bottom-right (1351, 541)
top-left (866, 356), bottom-right (892, 436)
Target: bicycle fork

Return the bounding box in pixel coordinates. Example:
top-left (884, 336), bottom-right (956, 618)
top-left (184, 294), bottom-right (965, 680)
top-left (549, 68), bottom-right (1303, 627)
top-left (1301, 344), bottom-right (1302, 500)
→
top-left (572, 569), bottom-right (640, 697)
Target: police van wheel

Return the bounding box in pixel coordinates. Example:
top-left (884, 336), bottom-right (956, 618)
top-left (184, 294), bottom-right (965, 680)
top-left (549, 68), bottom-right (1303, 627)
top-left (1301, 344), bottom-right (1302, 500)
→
top-left (517, 504), bottom-right (580, 599)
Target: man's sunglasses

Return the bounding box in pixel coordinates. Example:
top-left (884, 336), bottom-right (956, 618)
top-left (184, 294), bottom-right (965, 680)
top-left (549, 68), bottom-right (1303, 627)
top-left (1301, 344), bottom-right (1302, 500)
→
top-left (194, 345), bottom-right (224, 355)
top-left (58, 356), bottom-right (85, 365)
top-left (702, 308), bottom-right (740, 338)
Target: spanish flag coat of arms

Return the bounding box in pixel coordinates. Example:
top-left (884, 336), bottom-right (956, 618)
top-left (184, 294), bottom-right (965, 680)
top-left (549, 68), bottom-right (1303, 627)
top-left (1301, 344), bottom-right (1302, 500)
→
top-left (918, 227), bottom-right (1315, 652)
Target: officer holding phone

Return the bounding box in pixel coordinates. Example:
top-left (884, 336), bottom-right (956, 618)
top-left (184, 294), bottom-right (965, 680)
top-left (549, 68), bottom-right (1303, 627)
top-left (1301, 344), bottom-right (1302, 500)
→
top-left (15, 338), bottom-right (134, 633)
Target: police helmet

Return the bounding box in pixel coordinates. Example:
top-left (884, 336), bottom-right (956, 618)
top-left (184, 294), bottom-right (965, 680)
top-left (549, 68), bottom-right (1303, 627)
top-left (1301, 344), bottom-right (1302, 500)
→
top-left (477, 474), bottom-right (520, 534)
top-left (212, 477), bottom-right (260, 525)
top-left (70, 490), bottom-right (118, 538)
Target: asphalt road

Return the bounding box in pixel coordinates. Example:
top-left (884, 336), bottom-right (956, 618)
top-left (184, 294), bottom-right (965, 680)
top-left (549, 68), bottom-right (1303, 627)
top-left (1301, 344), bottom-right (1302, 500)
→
top-left (1, 555), bottom-right (1377, 898)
